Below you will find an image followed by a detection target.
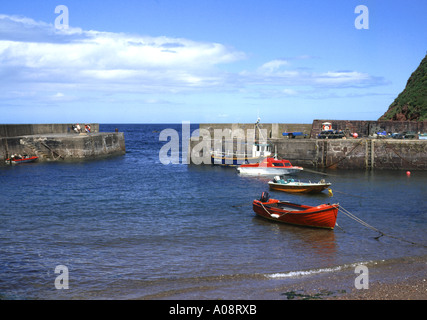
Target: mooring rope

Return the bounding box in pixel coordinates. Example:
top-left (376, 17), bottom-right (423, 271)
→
top-left (338, 205), bottom-right (427, 247)
top-left (260, 201), bottom-right (285, 218)
top-left (238, 195), bottom-right (426, 247)
top-left (332, 189), bottom-right (368, 199)
top-left (325, 139), bottom-right (364, 168)
top-left (339, 205), bottom-right (384, 237)
top-left (383, 141), bottom-right (416, 167)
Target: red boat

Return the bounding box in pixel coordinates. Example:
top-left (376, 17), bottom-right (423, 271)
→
top-left (253, 192), bottom-right (339, 229)
top-left (5, 155), bottom-right (38, 165)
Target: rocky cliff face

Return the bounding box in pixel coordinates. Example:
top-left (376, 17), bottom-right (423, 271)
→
top-left (379, 53), bottom-right (427, 121)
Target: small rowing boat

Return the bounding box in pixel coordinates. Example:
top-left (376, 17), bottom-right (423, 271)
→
top-left (5, 154), bottom-right (38, 165)
top-left (253, 192), bottom-right (339, 229)
top-left (236, 157), bottom-right (303, 175)
top-left (268, 176), bottom-right (331, 194)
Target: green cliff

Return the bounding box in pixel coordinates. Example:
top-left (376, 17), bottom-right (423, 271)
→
top-left (379, 53), bottom-right (427, 121)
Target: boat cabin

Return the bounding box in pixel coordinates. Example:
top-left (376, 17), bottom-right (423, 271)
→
top-left (254, 143), bottom-right (271, 157)
top-left (258, 157), bottom-right (293, 167)
top-left (272, 176), bottom-right (295, 184)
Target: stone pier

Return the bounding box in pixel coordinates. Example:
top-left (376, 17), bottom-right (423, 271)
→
top-left (188, 122), bottom-right (427, 170)
top-left (0, 124), bottom-right (125, 163)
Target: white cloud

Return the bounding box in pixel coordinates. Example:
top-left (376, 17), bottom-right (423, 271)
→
top-left (0, 13), bottom-right (387, 113)
top-left (258, 59), bottom-right (289, 73)
top-left (0, 14), bottom-right (246, 94)
top-left (314, 71), bottom-right (372, 86)
top-left (240, 59), bottom-right (386, 90)
top-left (281, 88), bottom-right (298, 96)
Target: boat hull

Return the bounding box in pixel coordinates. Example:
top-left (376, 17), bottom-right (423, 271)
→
top-left (268, 181), bottom-right (331, 194)
top-left (236, 157), bottom-right (303, 175)
top-left (253, 199), bottom-right (338, 229)
top-left (237, 167), bottom-right (302, 175)
top-left (5, 156), bottom-right (38, 165)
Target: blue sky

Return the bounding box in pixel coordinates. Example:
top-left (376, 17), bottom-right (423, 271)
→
top-left (1, 0), bottom-right (426, 124)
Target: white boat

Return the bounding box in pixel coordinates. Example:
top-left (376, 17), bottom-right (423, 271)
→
top-left (236, 157), bottom-right (303, 175)
top-left (211, 142), bottom-right (271, 166)
top-left (211, 118), bottom-right (272, 166)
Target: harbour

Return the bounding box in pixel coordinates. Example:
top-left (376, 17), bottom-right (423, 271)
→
top-left (1, 0), bottom-right (426, 304)
top-left (188, 120), bottom-right (427, 170)
top-left (0, 123), bottom-right (425, 300)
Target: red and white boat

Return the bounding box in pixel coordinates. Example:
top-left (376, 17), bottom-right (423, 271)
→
top-left (5, 155), bottom-right (38, 165)
top-left (236, 157), bottom-right (303, 175)
top-left (253, 192), bottom-right (339, 229)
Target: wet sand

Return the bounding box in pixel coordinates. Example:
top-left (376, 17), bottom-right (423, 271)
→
top-left (138, 255), bottom-right (426, 300)
top-left (331, 256), bottom-right (427, 300)
top-left (270, 255), bottom-right (427, 300)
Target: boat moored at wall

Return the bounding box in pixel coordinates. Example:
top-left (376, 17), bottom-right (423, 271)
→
top-left (237, 157), bottom-right (303, 175)
top-left (5, 154), bottom-right (38, 165)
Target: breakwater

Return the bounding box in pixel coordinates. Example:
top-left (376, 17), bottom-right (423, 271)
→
top-left (188, 122), bottom-right (427, 170)
top-left (0, 123), bottom-right (99, 137)
top-left (272, 138), bottom-right (427, 170)
top-left (0, 124), bottom-right (125, 163)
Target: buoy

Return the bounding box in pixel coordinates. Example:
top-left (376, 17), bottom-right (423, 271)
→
top-left (406, 171), bottom-right (411, 176)
top-left (328, 188), bottom-right (333, 197)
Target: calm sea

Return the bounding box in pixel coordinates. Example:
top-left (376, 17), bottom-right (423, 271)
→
top-left (0, 123), bottom-right (426, 300)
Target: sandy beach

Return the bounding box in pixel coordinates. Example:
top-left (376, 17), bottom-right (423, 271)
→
top-left (272, 255), bottom-right (427, 300)
top-left (135, 255), bottom-right (426, 300)
top-left (331, 255), bottom-right (427, 300)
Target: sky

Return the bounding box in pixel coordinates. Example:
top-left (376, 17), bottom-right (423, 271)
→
top-left (0, 0), bottom-right (426, 124)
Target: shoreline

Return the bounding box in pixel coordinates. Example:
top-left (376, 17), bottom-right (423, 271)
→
top-left (141, 255), bottom-right (427, 300)
top-left (266, 255), bottom-right (427, 300)
top-left (330, 255), bottom-right (427, 300)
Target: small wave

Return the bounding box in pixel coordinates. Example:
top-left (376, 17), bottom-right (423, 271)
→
top-left (265, 261), bottom-right (375, 279)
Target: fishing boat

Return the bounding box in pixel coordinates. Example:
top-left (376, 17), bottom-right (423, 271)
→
top-left (253, 192), bottom-right (339, 229)
top-left (211, 143), bottom-right (271, 166)
top-left (236, 157), bottom-right (303, 175)
top-left (5, 154), bottom-right (38, 165)
top-left (268, 176), bottom-right (331, 194)
top-left (211, 118), bottom-right (272, 166)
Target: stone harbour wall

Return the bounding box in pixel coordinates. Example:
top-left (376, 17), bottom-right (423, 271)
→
top-left (278, 138), bottom-right (427, 170)
top-left (0, 123), bottom-right (99, 138)
top-left (188, 122), bottom-right (427, 170)
top-left (199, 123), bottom-right (312, 139)
top-left (0, 124), bottom-right (125, 163)
top-left (188, 137), bottom-right (427, 170)
top-left (310, 119), bottom-right (427, 138)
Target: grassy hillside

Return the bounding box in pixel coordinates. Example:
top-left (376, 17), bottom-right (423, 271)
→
top-left (379, 53), bottom-right (427, 121)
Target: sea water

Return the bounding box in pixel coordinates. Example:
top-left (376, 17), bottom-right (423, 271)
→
top-left (0, 124), bottom-right (426, 299)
